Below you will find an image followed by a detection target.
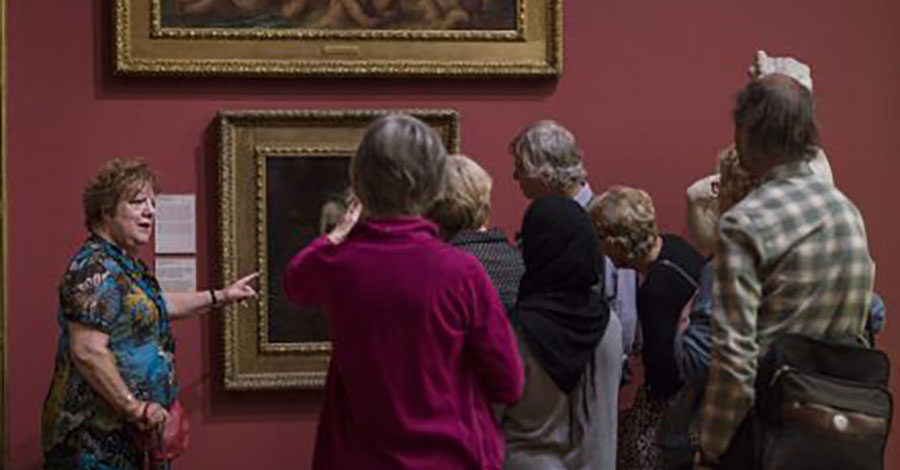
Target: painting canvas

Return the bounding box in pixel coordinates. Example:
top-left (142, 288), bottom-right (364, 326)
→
top-left (263, 154), bottom-right (349, 345)
top-left (115, 0), bottom-right (561, 76)
top-left (219, 109), bottom-right (459, 390)
top-left (161, 0), bottom-right (517, 31)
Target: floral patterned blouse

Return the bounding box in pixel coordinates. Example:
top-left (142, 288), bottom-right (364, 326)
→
top-left (42, 235), bottom-right (177, 470)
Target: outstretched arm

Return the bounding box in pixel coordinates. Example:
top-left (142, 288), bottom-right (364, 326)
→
top-left (164, 272), bottom-right (259, 320)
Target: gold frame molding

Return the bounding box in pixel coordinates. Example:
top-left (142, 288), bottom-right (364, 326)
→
top-left (255, 145), bottom-right (352, 355)
top-left (115, 0), bottom-right (562, 77)
top-left (1, 0), bottom-right (7, 462)
top-left (220, 109), bottom-right (459, 390)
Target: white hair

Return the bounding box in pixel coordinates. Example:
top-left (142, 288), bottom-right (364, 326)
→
top-left (511, 120), bottom-right (587, 190)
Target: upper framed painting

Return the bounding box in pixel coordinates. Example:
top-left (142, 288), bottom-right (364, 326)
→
top-left (219, 108), bottom-right (459, 390)
top-left (114, 0), bottom-right (562, 77)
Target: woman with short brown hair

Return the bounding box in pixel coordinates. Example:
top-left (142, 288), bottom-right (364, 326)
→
top-left (589, 186), bottom-right (704, 470)
top-left (42, 157), bottom-right (258, 470)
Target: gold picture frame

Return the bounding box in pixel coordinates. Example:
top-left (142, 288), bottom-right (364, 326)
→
top-left (115, 0), bottom-right (561, 77)
top-left (219, 109), bottom-right (459, 390)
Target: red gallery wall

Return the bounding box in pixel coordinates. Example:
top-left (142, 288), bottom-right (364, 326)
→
top-left (7, 0), bottom-right (900, 468)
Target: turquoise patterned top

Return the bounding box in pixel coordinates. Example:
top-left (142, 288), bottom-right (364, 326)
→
top-left (42, 235), bottom-right (177, 470)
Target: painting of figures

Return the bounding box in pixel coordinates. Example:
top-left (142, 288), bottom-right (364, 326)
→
top-left (162, 0), bottom-right (517, 30)
top-left (116, 0), bottom-right (560, 76)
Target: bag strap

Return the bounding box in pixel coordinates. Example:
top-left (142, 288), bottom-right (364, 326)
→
top-left (658, 259), bottom-right (699, 289)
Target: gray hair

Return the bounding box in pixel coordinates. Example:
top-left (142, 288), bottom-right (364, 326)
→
top-left (351, 114), bottom-right (448, 217)
top-left (510, 120), bottom-right (587, 190)
top-left (734, 74), bottom-right (819, 164)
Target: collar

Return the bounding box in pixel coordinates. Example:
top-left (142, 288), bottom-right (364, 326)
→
top-left (572, 183), bottom-right (594, 208)
top-left (352, 216), bottom-right (439, 240)
top-left (88, 233), bottom-right (170, 324)
top-left (89, 233), bottom-right (148, 274)
top-left (763, 159), bottom-right (815, 183)
top-left (450, 228), bottom-right (509, 246)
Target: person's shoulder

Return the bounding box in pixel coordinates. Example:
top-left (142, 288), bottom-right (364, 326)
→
top-left (719, 183), bottom-right (779, 237)
top-left (662, 234), bottom-right (705, 268)
top-left (816, 182), bottom-right (864, 218)
top-left (762, 173), bottom-right (858, 223)
top-left (426, 242), bottom-right (494, 285)
top-left (66, 238), bottom-right (119, 276)
top-left (469, 234), bottom-right (522, 261)
top-left (662, 234), bottom-right (695, 253)
top-left (434, 241), bottom-right (484, 269)
top-left (60, 239), bottom-right (124, 295)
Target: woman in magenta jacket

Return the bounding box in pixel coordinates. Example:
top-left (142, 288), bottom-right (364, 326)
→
top-left (284, 114), bottom-right (524, 470)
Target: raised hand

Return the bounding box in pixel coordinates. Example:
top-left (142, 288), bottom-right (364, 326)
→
top-left (748, 49), bottom-right (813, 91)
top-left (327, 197), bottom-right (362, 245)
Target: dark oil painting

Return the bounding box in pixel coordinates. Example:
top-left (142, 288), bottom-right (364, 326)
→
top-left (264, 154), bottom-right (351, 344)
top-left (162, 0), bottom-right (517, 30)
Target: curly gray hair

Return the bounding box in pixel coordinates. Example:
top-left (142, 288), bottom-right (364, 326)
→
top-left (510, 120), bottom-right (587, 191)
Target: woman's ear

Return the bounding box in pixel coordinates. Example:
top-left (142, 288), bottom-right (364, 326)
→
top-left (99, 202), bottom-right (118, 226)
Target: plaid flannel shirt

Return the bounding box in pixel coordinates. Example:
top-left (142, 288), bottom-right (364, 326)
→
top-left (698, 160), bottom-right (875, 463)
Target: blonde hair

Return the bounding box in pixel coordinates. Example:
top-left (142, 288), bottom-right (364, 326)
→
top-left (588, 186), bottom-right (658, 267)
top-left (718, 146), bottom-right (762, 213)
top-left (427, 155), bottom-right (493, 239)
top-left (83, 157), bottom-right (159, 231)
top-left (351, 114), bottom-right (447, 216)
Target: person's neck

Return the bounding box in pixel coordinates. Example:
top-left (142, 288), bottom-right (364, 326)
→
top-left (92, 226), bottom-right (138, 257)
top-left (747, 151), bottom-right (795, 178)
top-left (636, 236), bottom-right (663, 274)
top-left (562, 182), bottom-right (585, 199)
top-left (363, 210), bottom-right (420, 220)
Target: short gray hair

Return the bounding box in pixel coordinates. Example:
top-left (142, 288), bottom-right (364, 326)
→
top-left (351, 114), bottom-right (448, 216)
top-left (510, 120), bottom-right (587, 190)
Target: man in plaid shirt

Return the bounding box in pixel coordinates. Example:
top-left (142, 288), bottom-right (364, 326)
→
top-left (696, 73), bottom-right (876, 467)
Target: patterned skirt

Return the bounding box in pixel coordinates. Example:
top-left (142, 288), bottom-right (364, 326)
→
top-left (616, 385), bottom-right (673, 470)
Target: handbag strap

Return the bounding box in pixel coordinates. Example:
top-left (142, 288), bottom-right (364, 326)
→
top-left (658, 259), bottom-right (699, 289)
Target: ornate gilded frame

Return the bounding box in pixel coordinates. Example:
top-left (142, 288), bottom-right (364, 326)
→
top-left (220, 109), bottom-right (459, 390)
top-left (0, 0), bottom-right (6, 461)
top-left (115, 0), bottom-right (562, 77)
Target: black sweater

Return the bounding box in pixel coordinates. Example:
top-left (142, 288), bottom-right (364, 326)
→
top-left (637, 234), bottom-right (704, 399)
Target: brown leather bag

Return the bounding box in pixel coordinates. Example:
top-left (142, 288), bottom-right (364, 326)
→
top-left (720, 334), bottom-right (891, 470)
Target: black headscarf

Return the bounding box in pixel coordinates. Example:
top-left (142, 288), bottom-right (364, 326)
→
top-left (517, 195), bottom-right (610, 395)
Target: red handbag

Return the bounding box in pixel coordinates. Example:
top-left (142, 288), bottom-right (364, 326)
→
top-left (138, 400), bottom-right (190, 466)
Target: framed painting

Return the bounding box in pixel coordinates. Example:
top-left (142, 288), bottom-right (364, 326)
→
top-left (219, 109), bottom-right (459, 389)
top-left (114, 0), bottom-right (562, 77)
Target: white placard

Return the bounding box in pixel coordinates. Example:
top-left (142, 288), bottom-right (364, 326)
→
top-left (155, 194), bottom-right (196, 254)
top-left (155, 258), bottom-right (197, 293)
